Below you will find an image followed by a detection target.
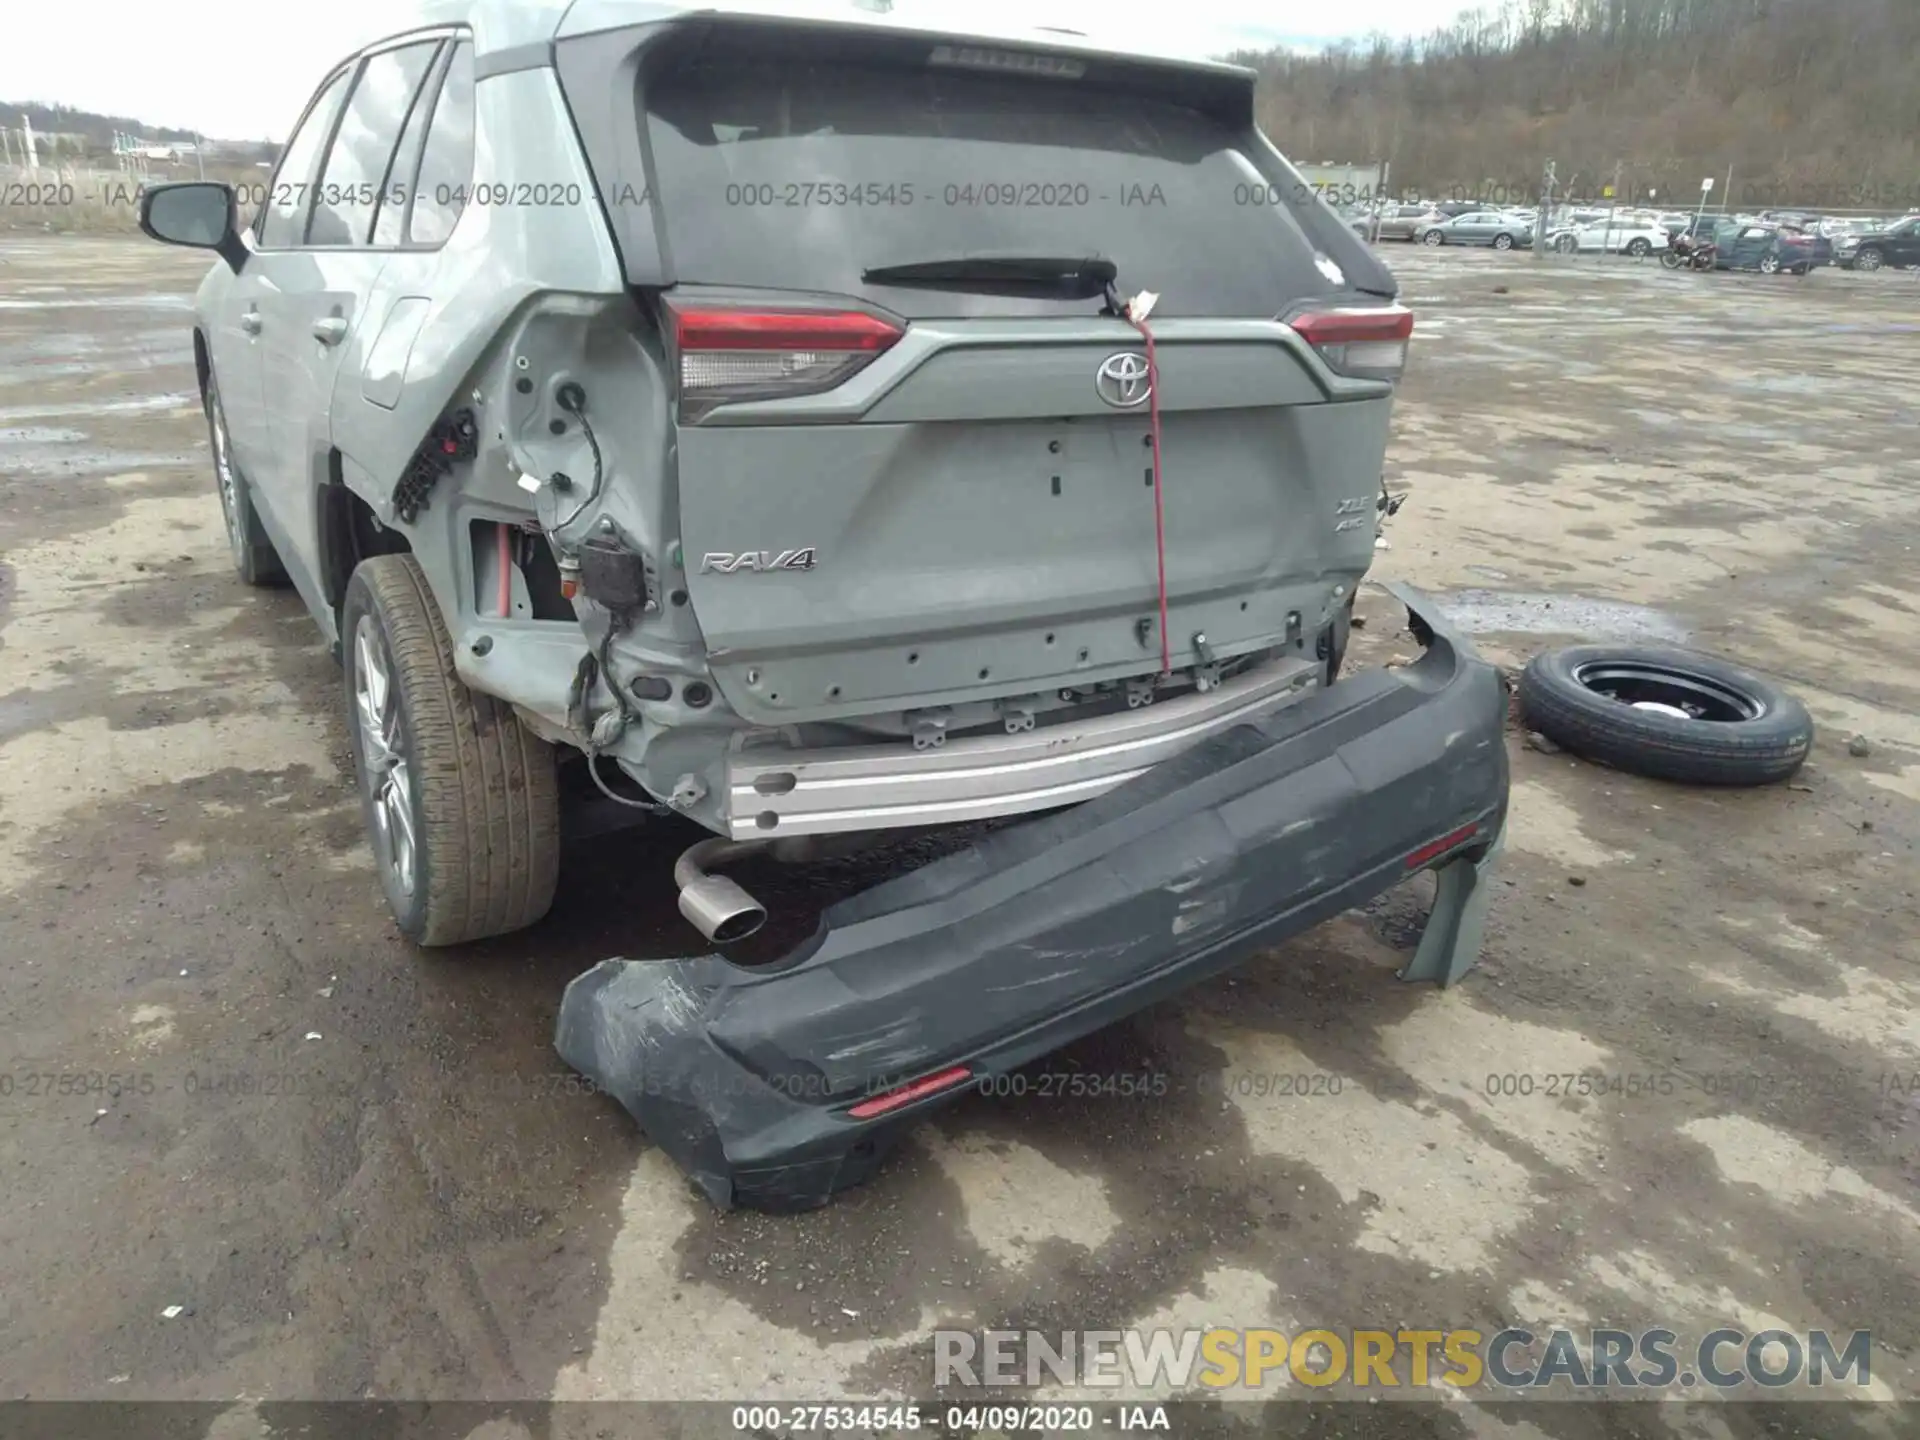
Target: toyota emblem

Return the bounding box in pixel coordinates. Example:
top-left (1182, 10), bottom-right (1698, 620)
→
top-left (1095, 351), bottom-right (1152, 408)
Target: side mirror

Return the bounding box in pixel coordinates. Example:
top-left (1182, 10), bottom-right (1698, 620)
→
top-left (139, 182), bottom-right (247, 272)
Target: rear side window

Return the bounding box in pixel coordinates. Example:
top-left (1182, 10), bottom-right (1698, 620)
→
top-left (372, 43), bottom-right (448, 246)
top-left (409, 41), bottom-right (475, 246)
top-left (258, 68), bottom-right (353, 248)
top-left (310, 40), bottom-right (442, 246)
top-left (640, 39), bottom-right (1358, 319)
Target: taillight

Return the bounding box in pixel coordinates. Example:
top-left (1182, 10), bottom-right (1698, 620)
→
top-left (1288, 305), bottom-right (1414, 382)
top-left (669, 303), bottom-right (903, 410)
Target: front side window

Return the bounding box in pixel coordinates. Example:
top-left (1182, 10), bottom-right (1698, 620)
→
top-left (258, 68), bottom-right (353, 248)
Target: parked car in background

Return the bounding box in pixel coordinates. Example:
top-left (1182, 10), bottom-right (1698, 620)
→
top-left (1836, 214), bottom-right (1920, 271)
top-left (1711, 221), bottom-right (1818, 274)
top-left (1664, 214), bottom-right (1725, 242)
top-left (1417, 209), bottom-right (1535, 249)
top-left (1355, 203), bottom-right (1443, 242)
top-left (1776, 223), bottom-right (1833, 267)
top-left (1549, 217), bottom-right (1670, 256)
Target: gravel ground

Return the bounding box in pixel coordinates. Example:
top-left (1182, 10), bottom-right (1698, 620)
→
top-left (1, 237), bottom-right (1916, 1438)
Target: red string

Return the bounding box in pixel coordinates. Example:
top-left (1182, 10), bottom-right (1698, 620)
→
top-left (1125, 308), bottom-right (1172, 675)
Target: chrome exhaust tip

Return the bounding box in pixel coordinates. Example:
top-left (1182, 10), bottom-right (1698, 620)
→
top-left (674, 838), bottom-right (769, 943)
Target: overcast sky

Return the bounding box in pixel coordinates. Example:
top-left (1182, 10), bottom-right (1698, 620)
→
top-left (1, 0), bottom-right (1462, 141)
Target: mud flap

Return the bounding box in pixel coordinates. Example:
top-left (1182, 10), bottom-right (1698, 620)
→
top-left (556, 582), bottom-right (1511, 1210)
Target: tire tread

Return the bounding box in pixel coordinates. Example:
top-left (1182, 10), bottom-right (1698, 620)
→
top-left (204, 382), bottom-right (287, 588)
top-left (350, 555), bottom-right (560, 946)
top-left (1518, 645), bottom-right (1812, 787)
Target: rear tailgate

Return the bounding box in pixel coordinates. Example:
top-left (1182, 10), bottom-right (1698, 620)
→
top-left (565, 20), bottom-right (1401, 727)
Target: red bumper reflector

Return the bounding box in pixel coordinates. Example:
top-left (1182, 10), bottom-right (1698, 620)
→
top-left (847, 1065), bottom-right (973, 1119)
top-left (1404, 822), bottom-right (1481, 870)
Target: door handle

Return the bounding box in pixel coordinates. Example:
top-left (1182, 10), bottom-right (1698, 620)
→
top-left (239, 311), bottom-right (262, 336)
top-left (312, 316), bottom-right (348, 346)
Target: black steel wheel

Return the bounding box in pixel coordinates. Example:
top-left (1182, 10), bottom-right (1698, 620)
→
top-left (1518, 644), bottom-right (1813, 786)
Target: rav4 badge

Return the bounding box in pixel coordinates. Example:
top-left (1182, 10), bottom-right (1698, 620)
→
top-left (700, 549), bottom-right (817, 575)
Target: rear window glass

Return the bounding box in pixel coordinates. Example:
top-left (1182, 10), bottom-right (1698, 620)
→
top-left (640, 43), bottom-right (1356, 319)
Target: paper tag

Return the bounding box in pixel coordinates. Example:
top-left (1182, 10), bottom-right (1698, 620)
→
top-left (516, 474), bottom-right (542, 493)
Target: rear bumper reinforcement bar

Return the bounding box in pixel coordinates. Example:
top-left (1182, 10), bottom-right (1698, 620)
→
top-left (557, 582), bottom-right (1510, 1210)
top-left (722, 654), bottom-right (1323, 839)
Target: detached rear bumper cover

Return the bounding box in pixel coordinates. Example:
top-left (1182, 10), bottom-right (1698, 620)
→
top-left (557, 583), bottom-right (1510, 1210)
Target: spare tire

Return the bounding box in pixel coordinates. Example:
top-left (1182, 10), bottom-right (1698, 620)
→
top-left (1518, 644), bottom-right (1812, 786)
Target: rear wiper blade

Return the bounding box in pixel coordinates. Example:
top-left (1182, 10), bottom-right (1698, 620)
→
top-left (861, 254), bottom-right (1118, 299)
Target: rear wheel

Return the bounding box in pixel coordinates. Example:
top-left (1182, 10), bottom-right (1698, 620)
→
top-left (343, 555), bottom-right (561, 947)
top-left (205, 371), bottom-right (286, 587)
top-left (1854, 247), bottom-right (1884, 272)
top-left (1626, 237), bottom-right (1651, 257)
top-left (1492, 233), bottom-right (1514, 251)
top-left (1758, 252), bottom-right (1781, 274)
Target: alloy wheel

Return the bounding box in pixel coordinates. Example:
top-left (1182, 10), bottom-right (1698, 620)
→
top-left (353, 615), bottom-right (418, 899)
top-left (208, 387), bottom-right (246, 568)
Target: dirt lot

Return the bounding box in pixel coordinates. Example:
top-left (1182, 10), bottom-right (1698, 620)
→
top-left (1, 237), bottom-right (1917, 1436)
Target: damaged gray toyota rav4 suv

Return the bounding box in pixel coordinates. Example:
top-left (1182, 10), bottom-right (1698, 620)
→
top-left (140, 0), bottom-right (1508, 1207)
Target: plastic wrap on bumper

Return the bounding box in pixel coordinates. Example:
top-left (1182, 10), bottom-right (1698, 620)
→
top-left (556, 582), bottom-right (1511, 1211)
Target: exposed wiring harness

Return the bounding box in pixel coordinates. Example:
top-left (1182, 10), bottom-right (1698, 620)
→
top-left (565, 616), bottom-right (669, 814)
top-left (540, 381), bottom-right (663, 811)
top-left (550, 382), bottom-right (604, 534)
